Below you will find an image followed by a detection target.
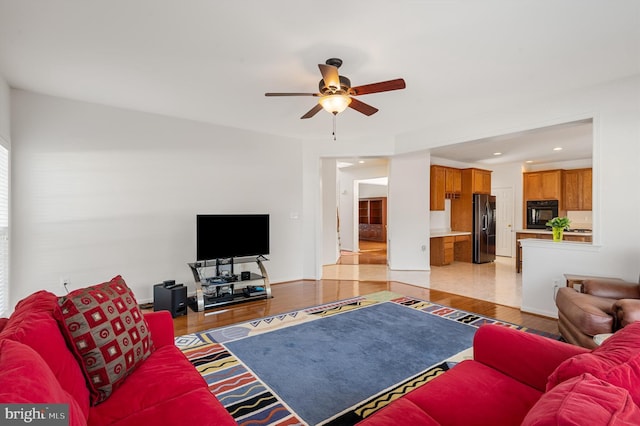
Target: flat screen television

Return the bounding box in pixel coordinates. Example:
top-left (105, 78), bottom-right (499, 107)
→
top-left (196, 214), bottom-right (270, 261)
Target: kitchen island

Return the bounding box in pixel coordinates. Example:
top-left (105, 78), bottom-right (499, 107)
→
top-left (515, 229), bottom-right (592, 273)
top-left (430, 230), bottom-right (472, 266)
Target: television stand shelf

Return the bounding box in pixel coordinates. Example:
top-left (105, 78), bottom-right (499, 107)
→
top-left (187, 256), bottom-right (271, 312)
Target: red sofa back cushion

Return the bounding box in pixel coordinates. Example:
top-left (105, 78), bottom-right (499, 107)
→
top-left (547, 321), bottom-right (640, 405)
top-left (524, 373), bottom-right (640, 425)
top-left (0, 290), bottom-right (90, 418)
top-left (0, 339), bottom-right (87, 426)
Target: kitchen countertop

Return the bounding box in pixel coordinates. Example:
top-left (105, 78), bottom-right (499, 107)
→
top-left (515, 229), bottom-right (593, 236)
top-left (430, 230), bottom-right (472, 238)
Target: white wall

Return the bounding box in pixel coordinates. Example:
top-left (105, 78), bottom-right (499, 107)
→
top-left (397, 75), bottom-right (640, 317)
top-left (387, 151), bottom-right (430, 270)
top-left (7, 74), bottom-right (640, 318)
top-left (0, 75), bottom-right (9, 148)
top-left (321, 158), bottom-right (339, 265)
top-left (359, 183), bottom-right (387, 199)
top-left (10, 90), bottom-right (305, 305)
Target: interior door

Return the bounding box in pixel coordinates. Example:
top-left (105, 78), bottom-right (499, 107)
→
top-left (493, 187), bottom-right (514, 257)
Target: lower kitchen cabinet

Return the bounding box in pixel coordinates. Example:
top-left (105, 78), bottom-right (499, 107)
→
top-left (430, 234), bottom-right (472, 266)
top-left (431, 236), bottom-right (454, 266)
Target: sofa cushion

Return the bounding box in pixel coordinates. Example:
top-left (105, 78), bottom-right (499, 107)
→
top-left (547, 321), bottom-right (640, 405)
top-left (56, 276), bottom-right (153, 405)
top-left (0, 290), bottom-right (90, 418)
top-left (403, 360), bottom-right (542, 425)
top-left (88, 344), bottom-right (236, 426)
top-left (357, 398), bottom-right (440, 425)
top-left (0, 339), bottom-right (87, 426)
top-left (523, 373), bottom-right (640, 425)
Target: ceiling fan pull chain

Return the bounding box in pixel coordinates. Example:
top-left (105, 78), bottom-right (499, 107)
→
top-left (332, 114), bottom-right (337, 141)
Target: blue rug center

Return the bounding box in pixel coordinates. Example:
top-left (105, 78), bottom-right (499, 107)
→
top-left (225, 301), bottom-right (476, 425)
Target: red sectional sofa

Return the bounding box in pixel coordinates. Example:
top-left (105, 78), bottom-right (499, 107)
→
top-left (359, 323), bottom-right (640, 425)
top-left (0, 284), bottom-right (236, 426)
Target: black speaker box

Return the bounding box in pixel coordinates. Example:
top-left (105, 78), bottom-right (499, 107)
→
top-left (241, 271), bottom-right (251, 281)
top-left (153, 283), bottom-right (187, 318)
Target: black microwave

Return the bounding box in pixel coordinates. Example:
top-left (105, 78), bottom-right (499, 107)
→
top-left (526, 200), bottom-right (559, 229)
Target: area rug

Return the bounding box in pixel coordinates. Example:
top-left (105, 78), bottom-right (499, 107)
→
top-left (175, 291), bottom-right (557, 426)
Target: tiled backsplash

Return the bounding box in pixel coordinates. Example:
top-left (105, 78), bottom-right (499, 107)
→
top-left (567, 211), bottom-right (592, 229)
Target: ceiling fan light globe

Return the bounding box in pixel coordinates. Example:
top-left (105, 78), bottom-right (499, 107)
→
top-left (319, 94), bottom-right (352, 114)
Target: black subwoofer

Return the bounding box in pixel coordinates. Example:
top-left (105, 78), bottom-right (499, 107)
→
top-left (153, 283), bottom-right (187, 318)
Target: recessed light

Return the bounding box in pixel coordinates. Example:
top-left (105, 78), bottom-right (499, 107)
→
top-left (553, 147), bottom-right (563, 151)
top-left (525, 160), bottom-right (534, 164)
top-left (358, 160), bottom-right (365, 164)
top-left (493, 152), bottom-right (502, 156)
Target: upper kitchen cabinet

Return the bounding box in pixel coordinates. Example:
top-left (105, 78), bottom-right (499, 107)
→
top-left (430, 165), bottom-right (462, 211)
top-left (430, 166), bottom-right (446, 210)
top-left (563, 168), bottom-right (592, 210)
top-left (523, 170), bottom-right (562, 201)
top-left (464, 168), bottom-right (492, 195)
top-left (445, 167), bottom-right (462, 195)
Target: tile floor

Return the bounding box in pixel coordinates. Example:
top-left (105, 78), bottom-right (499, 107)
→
top-left (324, 244), bottom-right (521, 308)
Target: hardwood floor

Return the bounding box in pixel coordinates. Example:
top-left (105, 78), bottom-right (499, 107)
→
top-left (171, 241), bottom-right (559, 336)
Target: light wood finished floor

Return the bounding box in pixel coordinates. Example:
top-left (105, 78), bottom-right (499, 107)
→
top-left (172, 242), bottom-right (558, 336)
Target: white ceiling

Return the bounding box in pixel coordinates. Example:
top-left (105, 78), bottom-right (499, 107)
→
top-left (0, 1), bottom-right (638, 160)
top-left (431, 119), bottom-right (594, 166)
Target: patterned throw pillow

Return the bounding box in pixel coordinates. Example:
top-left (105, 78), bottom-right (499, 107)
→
top-left (56, 275), bottom-right (153, 405)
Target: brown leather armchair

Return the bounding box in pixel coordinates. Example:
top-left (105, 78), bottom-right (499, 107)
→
top-left (555, 278), bottom-right (640, 348)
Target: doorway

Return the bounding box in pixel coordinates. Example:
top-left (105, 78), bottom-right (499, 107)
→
top-left (350, 178), bottom-right (388, 264)
top-left (335, 158), bottom-right (389, 265)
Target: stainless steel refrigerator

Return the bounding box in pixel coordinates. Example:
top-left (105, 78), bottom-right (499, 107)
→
top-left (473, 194), bottom-right (496, 264)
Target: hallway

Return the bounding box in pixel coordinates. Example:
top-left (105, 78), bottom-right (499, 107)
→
top-left (325, 241), bottom-right (521, 309)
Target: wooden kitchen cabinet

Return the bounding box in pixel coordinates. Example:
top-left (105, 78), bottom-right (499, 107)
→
top-left (430, 234), bottom-right (472, 266)
top-left (359, 197), bottom-right (387, 242)
top-left (523, 170), bottom-right (562, 201)
top-left (430, 166), bottom-right (446, 211)
top-left (466, 168), bottom-right (492, 194)
top-left (563, 234), bottom-right (592, 242)
top-left (563, 168), bottom-right (592, 211)
top-left (430, 165), bottom-right (462, 211)
top-left (430, 236), bottom-right (454, 266)
top-left (451, 168), bottom-right (492, 239)
top-left (445, 167), bottom-right (462, 195)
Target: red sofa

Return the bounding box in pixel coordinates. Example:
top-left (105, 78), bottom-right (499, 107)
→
top-left (0, 288), bottom-right (236, 426)
top-left (359, 323), bottom-right (640, 425)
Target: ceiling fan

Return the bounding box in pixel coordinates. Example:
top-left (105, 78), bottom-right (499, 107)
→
top-left (265, 58), bottom-right (406, 119)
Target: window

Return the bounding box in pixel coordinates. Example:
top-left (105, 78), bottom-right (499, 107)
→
top-left (0, 144), bottom-right (7, 317)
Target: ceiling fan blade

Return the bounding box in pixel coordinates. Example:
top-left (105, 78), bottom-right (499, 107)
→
top-left (349, 78), bottom-right (406, 96)
top-left (301, 103), bottom-right (323, 119)
top-left (265, 92), bottom-right (320, 97)
top-left (348, 97), bottom-right (379, 116)
top-left (318, 64), bottom-right (340, 90)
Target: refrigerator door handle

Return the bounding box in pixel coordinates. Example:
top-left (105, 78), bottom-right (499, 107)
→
top-left (482, 214), bottom-right (488, 231)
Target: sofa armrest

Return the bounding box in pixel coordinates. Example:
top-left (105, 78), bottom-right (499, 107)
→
top-left (473, 324), bottom-right (589, 391)
top-left (582, 279), bottom-right (640, 299)
top-left (613, 298), bottom-right (640, 329)
top-left (143, 311), bottom-right (175, 348)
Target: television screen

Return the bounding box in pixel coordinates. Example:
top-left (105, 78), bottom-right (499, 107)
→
top-left (196, 214), bottom-right (270, 261)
